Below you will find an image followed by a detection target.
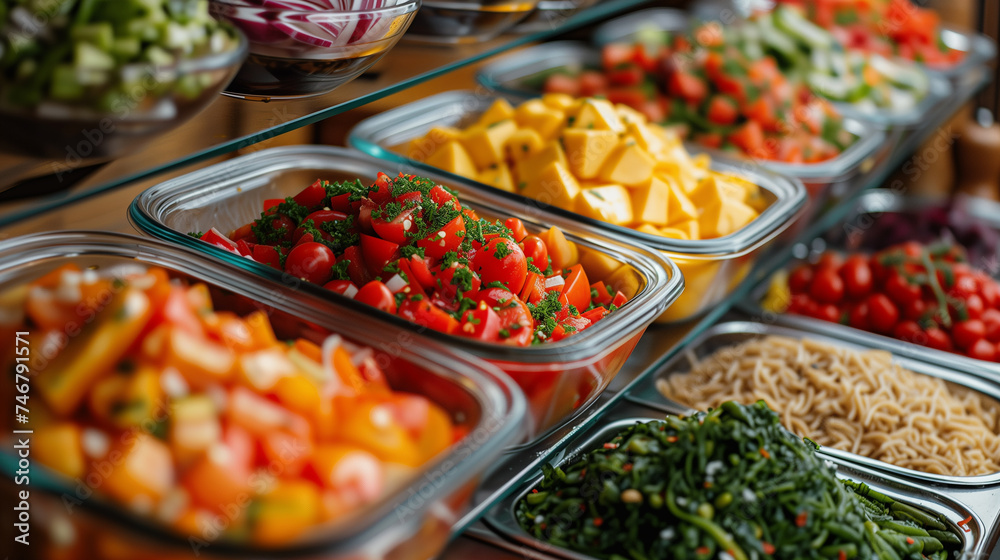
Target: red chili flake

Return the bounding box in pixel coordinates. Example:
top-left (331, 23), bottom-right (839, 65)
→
top-left (539, 523), bottom-right (547, 530)
top-left (906, 537), bottom-right (915, 545)
top-left (704, 481), bottom-right (713, 489)
top-left (695, 546), bottom-right (710, 555)
top-left (760, 447), bottom-right (771, 459)
top-left (667, 436), bottom-right (679, 443)
top-left (593, 517), bottom-right (603, 527)
top-left (623, 463), bottom-right (633, 472)
top-left (659, 425), bottom-right (666, 431)
top-left (604, 442), bottom-right (619, 449)
top-left (531, 489), bottom-right (538, 493)
top-left (762, 542), bottom-right (775, 555)
top-left (795, 511), bottom-right (808, 527)
top-left (958, 515), bottom-right (973, 532)
top-left (580, 469), bottom-right (587, 477)
top-left (838, 550), bottom-right (847, 560)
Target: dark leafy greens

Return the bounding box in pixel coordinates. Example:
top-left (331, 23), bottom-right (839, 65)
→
top-left (517, 400), bottom-right (962, 560)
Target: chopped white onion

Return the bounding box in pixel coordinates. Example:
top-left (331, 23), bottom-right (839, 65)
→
top-left (343, 284), bottom-right (359, 298)
top-left (544, 275), bottom-right (565, 289)
top-left (384, 274), bottom-right (408, 293)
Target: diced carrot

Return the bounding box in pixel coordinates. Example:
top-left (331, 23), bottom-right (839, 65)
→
top-left (244, 310), bottom-right (278, 348)
top-left (181, 426), bottom-right (254, 513)
top-left (102, 433), bottom-right (175, 507)
top-left (34, 423), bottom-right (84, 478)
top-left (293, 338), bottom-right (323, 363)
top-left (334, 397), bottom-right (421, 467)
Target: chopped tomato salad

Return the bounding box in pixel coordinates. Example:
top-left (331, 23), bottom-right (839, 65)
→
top-left (775, 0), bottom-right (965, 67)
top-left (19, 264), bottom-right (461, 545)
top-left (198, 172), bottom-right (630, 345)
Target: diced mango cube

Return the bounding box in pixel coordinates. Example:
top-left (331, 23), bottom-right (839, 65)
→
top-left (635, 223), bottom-right (662, 236)
top-left (562, 128), bottom-right (619, 180)
top-left (515, 99), bottom-right (564, 139)
top-left (599, 141), bottom-right (656, 186)
top-left (687, 175), bottom-right (725, 208)
top-left (577, 248), bottom-right (621, 282)
top-left (523, 161), bottom-right (581, 209)
top-left (426, 141), bottom-right (478, 178)
top-left (626, 122), bottom-right (666, 157)
top-left (505, 128), bottom-right (545, 162)
top-left (460, 119), bottom-right (518, 169)
top-left (542, 93), bottom-right (576, 111)
top-left (478, 164), bottom-right (515, 192)
top-left (407, 126), bottom-right (460, 161)
top-left (572, 98), bottom-right (625, 133)
top-left (631, 175), bottom-right (670, 226)
top-left (664, 174), bottom-right (699, 225)
top-left (515, 143), bottom-right (568, 186)
top-left (659, 227), bottom-right (690, 240)
top-left (477, 98), bottom-right (516, 127)
top-left (616, 104), bottom-right (648, 126)
top-left (699, 198), bottom-right (758, 238)
top-left (605, 265), bottom-right (641, 298)
top-left (576, 184), bottom-right (633, 226)
top-left (672, 219), bottom-right (701, 240)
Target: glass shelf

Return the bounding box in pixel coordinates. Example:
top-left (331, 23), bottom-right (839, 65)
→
top-left (0, 0), bottom-right (651, 228)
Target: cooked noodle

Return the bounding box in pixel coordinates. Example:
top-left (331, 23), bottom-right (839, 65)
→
top-left (656, 335), bottom-right (1000, 476)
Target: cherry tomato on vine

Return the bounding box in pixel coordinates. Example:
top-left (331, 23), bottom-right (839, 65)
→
top-left (285, 242), bottom-right (335, 285)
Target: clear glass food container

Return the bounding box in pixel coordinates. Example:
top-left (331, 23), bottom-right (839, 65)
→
top-left (481, 401), bottom-right (989, 560)
top-left (741, 190), bottom-right (1000, 380)
top-left (128, 146), bottom-right (683, 439)
top-left (403, 0), bottom-right (540, 44)
top-left (511, 0), bottom-right (599, 34)
top-left (0, 231), bottom-right (525, 560)
top-left (347, 90), bottom-right (805, 323)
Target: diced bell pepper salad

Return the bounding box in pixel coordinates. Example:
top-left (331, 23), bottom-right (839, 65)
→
top-left (4, 264), bottom-right (461, 546)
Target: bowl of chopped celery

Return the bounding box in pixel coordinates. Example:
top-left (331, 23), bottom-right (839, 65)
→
top-left (0, 0), bottom-right (246, 160)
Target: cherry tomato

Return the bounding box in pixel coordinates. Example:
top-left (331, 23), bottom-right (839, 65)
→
top-left (812, 303), bottom-right (840, 323)
top-left (950, 274), bottom-right (978, 299)
top-left (892, 320), bottom-right (922, 343)
top-left (477, 287), bottom-right (533, 346)
top-left (952, 319), bottom-right (985, 350)
top-left (285, 242), bottom-right (336, 285)
top-left (473, 238), bottom-right (528, 295)
top-left (417, 215), bottom-right (466, 260)
top-left (983, 309), bottom-right (1000, 342)
top-left (398, 297), bottom-right (459, 335)
top-left (504, 218), bottom-right (528, 243)
top-left (963, 294), bottom-right (985, 320)
top-left (866, 294), bottom-right (899, 333)
top-left (839, 256), bottom-right (873, 299)
top-left (434, 263), bottom-right (482, 301)
top-left (899, 241), bottom-right (923, 258)
top-left (809, 268), bottom-right (844, 304)
top-left (923, 327), bottom-right (954, 352)
top-left (359, 234), bottom-right (400, 278)
top-left (967, 338), bottom-right (997, 361)
top-left (368, 172), bottom-right (394, 204)
top-left (848, 301), bottom-right (869, 330)
top-left (815, 253), bottom-right (842, 271)
top-left (884, 272), bottom-right (921, 306)
top-left (903, 298), bottom-right (928, 321)
top-left (521, 235), bottom-right (549, 272)
top-left (788, 265), bottom-right (813, 294)
top-left (323, 279), bottom-right (358, 297)
top-left (303, 209), bottom-right (347, 228)
top-left (372, 207), bottom-right (419, 245)
top-left (458, 304), bottom-right (502, 341)
top-left (980, 281), bottom-right (1000, 309)
top-left (428, 184), bottom-right (460, 210)
top-left (355, 281), bottom-right (397, 314)
top-left (786, 293), bottom-right (812, 315)
top-left (292, 179), bottom-right (327, 208)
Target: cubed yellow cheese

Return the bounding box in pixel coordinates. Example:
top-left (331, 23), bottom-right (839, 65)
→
top-left (630, 175), bottom-right (670, 226)
top-left (572, 98), bottom-right (625, 134)
top-left (523, 161), bottom-right (580, 208)
top-left (515, 143), bottom-right (568, 186)
top-left (478, 164), bottom-right (515, 192)
top-left (577, 248), bottom-right (620, 282)
top-left (407, 126), bottom-right (460, 161)
top-left (515, 99), bottom-right (564, 139)
top-left (672, 219), bottom-right (701, 240)
top-left (477, 99), bottom-right (516, 127)
top-left (720, 173), bottom-right (769, 213)
top-left (426, 141), bottom-right (477, 178)
top-left (664, 174), bottom-right (699, 225)
top-left (542, 93), bottom-right (576, 112)
top-left (693, 153), bottom-right (712, 169)
top-left (626, 122), bottom-right (666, 157)
top-left (562, 129), bottom-right (619, 180)
top-left (615, 104), bottom-right (648, 126)
top-left (505, 128), bottom-right (545, 162)
top-left (659, 227), bottom-right (690, 240)
top-left (698, 198), bottom-right (758, 238)
top-left (599, 141), bottom-right (656, 187)
top-left (459, 119), bottom-right (518, 169)
top-left (576, 184), bottom-right (633, 226)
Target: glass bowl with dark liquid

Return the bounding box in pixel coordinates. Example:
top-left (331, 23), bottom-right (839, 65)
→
top-left (210, 0), bottom-right (420, 100)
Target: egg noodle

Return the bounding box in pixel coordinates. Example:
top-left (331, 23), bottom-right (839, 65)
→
top-left (657, 335), bottom-right (1000, 477)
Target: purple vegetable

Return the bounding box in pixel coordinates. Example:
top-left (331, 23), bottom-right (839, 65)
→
top-left (272, 20), bottom-right (334, 47)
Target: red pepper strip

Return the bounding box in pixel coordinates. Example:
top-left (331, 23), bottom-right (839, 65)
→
top-left (958, 515), bottom-right (973, 532)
